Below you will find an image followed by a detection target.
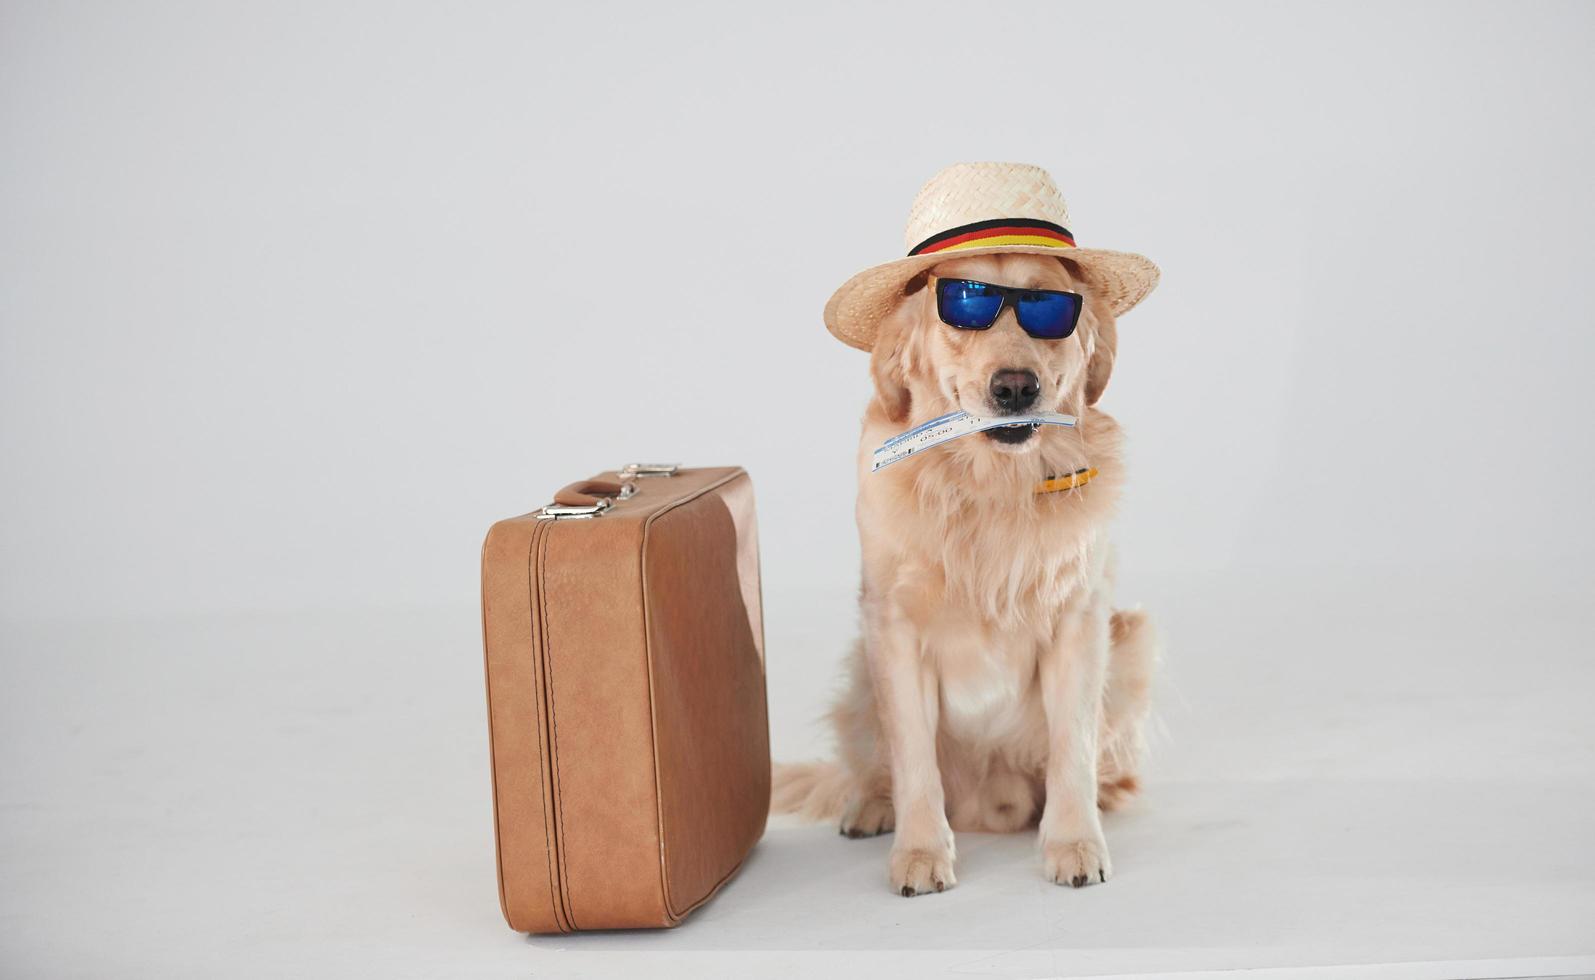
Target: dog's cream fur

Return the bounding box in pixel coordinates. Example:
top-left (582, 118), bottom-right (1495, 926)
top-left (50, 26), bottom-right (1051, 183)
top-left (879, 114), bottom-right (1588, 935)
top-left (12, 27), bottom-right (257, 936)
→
top-left (774, 253), bottom-right (1158, 895)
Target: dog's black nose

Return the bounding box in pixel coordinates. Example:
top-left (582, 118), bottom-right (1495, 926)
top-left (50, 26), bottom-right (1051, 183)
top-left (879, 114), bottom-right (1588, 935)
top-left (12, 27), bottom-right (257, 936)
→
top-left (989, 369), bottom-right (1040, 414)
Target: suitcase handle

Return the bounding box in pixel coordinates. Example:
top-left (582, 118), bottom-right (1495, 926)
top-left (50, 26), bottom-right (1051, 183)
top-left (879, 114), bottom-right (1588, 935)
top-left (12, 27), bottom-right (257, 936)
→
top-left (551, 479), bottom-right (636, 507)
top-left (538, 464), bottom-right (678, 519)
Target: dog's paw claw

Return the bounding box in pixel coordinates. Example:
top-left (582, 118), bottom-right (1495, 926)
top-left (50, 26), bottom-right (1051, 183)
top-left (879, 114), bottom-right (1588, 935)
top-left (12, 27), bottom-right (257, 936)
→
top-left (839, 796), bottom-right (895, 839)
top-left (890, 845), bottom-right (956, 897)
top-left (1043, 836), bottom-right (1112, 888)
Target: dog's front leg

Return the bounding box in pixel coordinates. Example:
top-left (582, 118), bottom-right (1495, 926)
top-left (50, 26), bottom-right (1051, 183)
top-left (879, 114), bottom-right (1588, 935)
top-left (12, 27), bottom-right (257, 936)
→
top-left (865, 598), bottom-right (955, 896)
top-left (1038, 604), bottom-right (1113, 886)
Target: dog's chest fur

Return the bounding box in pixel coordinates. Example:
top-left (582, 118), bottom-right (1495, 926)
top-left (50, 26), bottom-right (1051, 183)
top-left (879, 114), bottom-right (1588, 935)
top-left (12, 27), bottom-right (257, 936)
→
top-left (857, 413), bottom-right (1123, 750)
top-left (917, 506), bottom-right (1101, 746)
top-left (924, 600), bottom-right (1049, 746)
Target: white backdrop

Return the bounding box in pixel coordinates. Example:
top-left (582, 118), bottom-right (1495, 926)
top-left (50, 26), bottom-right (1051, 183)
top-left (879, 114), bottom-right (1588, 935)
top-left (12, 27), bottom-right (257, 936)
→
top-left (5, 3), bottom-right (1595, 977)
top-left (5, 0), bottom-right (1592, 625)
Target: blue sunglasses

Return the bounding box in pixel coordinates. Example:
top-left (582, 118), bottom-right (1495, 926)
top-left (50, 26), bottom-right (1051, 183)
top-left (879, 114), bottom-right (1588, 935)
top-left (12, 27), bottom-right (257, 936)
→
top-left (934, 277), bottom-right (1083, 340)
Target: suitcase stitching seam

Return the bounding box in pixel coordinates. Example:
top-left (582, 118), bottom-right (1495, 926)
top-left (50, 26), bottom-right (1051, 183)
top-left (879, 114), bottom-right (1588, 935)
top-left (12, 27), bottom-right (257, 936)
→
top-left (539, 520), bottom-right (578, 930)
top-left (530, 519), bottom-right (570, 933)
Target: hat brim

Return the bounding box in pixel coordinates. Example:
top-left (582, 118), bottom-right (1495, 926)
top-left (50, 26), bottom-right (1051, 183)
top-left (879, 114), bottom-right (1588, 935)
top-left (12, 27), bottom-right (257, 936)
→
top-left (823, 245), bottom-right (1160, 352)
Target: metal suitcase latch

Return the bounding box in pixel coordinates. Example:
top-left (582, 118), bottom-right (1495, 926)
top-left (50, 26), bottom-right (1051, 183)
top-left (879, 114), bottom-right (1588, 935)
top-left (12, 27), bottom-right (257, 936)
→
top-left (536, 499), bottom-right (613, 520)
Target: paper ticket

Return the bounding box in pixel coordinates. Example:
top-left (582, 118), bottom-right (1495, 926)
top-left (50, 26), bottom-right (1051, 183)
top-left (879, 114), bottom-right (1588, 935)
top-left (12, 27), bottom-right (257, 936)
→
top-left (870, 410), bottom-right (1078, 472)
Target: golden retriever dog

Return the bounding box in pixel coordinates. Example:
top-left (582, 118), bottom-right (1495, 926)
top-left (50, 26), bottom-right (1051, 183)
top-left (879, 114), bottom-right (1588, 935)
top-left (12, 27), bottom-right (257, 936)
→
top-left (773, 251), bottom-right (1158, 896)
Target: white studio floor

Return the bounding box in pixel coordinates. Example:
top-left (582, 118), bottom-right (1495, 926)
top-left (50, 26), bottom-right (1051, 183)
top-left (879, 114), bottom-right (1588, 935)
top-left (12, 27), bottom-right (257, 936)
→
top-left (3, 564), bottom-right (1593, 980)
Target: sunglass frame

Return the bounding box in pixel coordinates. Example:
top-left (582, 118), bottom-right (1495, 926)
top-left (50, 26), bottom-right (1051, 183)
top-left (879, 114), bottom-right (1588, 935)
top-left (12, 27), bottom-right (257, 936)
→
top-left (931, 276), bottom-right (1084, 340)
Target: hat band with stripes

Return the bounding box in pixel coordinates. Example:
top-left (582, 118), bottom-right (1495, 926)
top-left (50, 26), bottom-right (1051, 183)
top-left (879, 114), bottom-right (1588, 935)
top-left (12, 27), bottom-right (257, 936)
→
top-left (907, 217), bottom-right (1076, 257)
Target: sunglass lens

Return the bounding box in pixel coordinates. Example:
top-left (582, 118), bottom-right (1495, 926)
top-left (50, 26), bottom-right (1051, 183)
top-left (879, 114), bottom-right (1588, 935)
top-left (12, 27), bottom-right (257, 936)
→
top-left (1015, 291), bottom-right (1081, 339)
top-left (937, 279), bottom-right (1004, 329)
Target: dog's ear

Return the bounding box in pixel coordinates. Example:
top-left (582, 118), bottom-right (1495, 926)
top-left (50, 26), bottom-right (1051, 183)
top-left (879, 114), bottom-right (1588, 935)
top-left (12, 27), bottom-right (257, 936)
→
top-left (1058, 257), bottom-right (1118, 407)
top-left (1083, 305), bottom-right (1118, 407)
top-left (869, 273), bottom-right (927, 424)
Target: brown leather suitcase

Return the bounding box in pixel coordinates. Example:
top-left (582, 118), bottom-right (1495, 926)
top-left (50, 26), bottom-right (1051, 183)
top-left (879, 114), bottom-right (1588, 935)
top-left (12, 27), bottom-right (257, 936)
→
top-left (480, 464), bottom-right (770, 933)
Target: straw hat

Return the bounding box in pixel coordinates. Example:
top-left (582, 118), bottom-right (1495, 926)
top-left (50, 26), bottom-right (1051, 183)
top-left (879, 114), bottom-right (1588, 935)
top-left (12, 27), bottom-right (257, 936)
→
top-left (823, 162), bottom-right (1160, 351)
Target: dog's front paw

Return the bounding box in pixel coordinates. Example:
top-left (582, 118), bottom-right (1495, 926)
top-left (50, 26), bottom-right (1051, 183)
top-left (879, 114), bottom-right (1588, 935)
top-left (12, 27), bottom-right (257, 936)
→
top-left (889, 843), bottom-right (956, 896)
top-left (1042, 835), bottom-right (1112, 888)
top-left (840, 795), bottom-right (895, 838)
